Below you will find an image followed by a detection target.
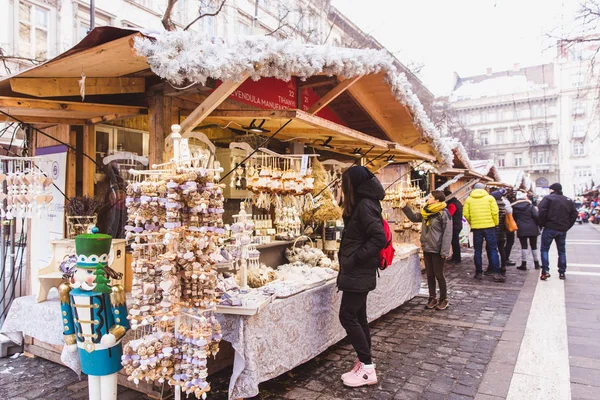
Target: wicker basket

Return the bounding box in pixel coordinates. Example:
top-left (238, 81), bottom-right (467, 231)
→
top-left (66, 216), bottom-right (97, 239)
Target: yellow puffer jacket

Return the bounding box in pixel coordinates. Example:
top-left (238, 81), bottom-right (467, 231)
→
top-left (464, 189), bottom-right (499, 229)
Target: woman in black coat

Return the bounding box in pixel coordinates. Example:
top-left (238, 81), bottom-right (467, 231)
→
top-left (337, 166), bottom-right (386, 388)
top-left (511, 191), bottom-right (541, 270)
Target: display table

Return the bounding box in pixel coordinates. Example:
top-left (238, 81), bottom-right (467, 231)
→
top-left (217, 249), bottom-right (420, 399)
top-left (1, 249), bottom-right (420, 399)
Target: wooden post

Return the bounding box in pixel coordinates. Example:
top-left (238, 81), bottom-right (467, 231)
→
top-left (82, 125), bottom-right (95, 196)
top-left (66, 130), bottom-right (77, 199)
top-left (148, 91), bottom-right (175, 166)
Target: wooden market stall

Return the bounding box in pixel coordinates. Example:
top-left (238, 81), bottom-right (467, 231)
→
top-left (0, 27), bottom-right (454, 399)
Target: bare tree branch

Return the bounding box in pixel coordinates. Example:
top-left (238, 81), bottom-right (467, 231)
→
top-left (184, 0), bottom-right (227, 31)
top-left (162, 0), bottom-right (178, 31)
top-left (265, 9), bottom-right (291, 37)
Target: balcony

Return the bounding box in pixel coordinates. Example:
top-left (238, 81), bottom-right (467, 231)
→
top-left (529, 139), bottom-right (559, 147)
top-left (527, 163), bottom-right (557, 173)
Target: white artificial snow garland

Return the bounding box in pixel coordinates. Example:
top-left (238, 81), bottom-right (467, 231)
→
top-left (441, 138), bottom-right (472, 171)
top-left (134, 31), bottom-right (453, 167)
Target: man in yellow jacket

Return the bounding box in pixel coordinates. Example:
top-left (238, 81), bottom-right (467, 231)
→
top-left (464, 183), bottom-right (504, 282)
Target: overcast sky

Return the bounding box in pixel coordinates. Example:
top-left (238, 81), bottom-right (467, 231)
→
top-left (331, 0), bottom-right (581, 96)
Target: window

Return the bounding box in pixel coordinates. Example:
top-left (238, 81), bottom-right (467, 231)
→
top-left (497, 109), bottom-right (504, 121)
top-left (496, 129), bottom-right (505, 145)
top-left (572, 123), bottom-right (585, 138)
top-left (235, 13), bottom-right (253, 35)
top-left (497, 155), bottom-right (506, 167)
top-left (18, 1), bottom-right (50, 60)
top-left (514, 153), bottom-right (523, 167)
top-left (572, 101), bottom-right (585, 116)
top-left (512, 128), bottom-right (522, 142)
top-left (572, 73), bottom-right (585, 88)
top-left (488, 110), bottom-right (496, 122)
top-left (573, 142), bottom-right (585, 157)
top-left (575, 166), bottom-right (592, 177)
top-left (532, 151), bottom-right (538, 165)
top-left (76, 6), bottom-right (111, 42)
top-left (533, 125), bottom-right (548, 144)
top-left (479, 131), bottom-right (489, 145)
top-left (94, 125), bottom-right (149, 174)
top-left (532, 104), bottom-right (544, 118)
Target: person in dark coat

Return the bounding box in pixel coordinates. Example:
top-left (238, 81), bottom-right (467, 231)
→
top-left (511, 191), bottom-right (541, 270)
top-left (97, 161), bottom-right (127, 238)
top-left (337, 166), bottom-right (386, 387)
top-left (444, 189), bottom-right (463, 264)
top-left (537, 182), bottom-right (578, 280)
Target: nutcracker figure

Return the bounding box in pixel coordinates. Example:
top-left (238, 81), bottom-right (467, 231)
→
top-left (58, 228), bottom-right (129, 400)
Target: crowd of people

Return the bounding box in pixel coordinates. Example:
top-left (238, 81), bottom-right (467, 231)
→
top-left (334, 166), bottom-right (579, 388)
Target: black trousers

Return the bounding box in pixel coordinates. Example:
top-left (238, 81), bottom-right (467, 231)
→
top-left (451, 229), bottom-right (461, 262)
top-left (423, 252), bottom-right (447, 300)
top-left (519, 236), bottom-right (538, 250)
top-left (505, 231), bottom-right (515, 260)
top-left (339, 291), bottom-right (372, 364)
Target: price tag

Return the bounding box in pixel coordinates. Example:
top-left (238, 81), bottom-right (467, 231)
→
top-left (300, 155), bottom-right (309, 175)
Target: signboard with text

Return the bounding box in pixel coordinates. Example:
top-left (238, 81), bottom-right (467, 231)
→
top-left (216, 77), bottom-right (346, 126)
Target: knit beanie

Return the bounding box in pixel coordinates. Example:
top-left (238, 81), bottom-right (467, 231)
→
top-left (549, 183), bottom-right (562, 193)
top-left (345, 166), bottom-right (374, 192)
top-left (474, 183), bottom-right (485, 190)
top-left (491, 191), bottom-right (503, 200)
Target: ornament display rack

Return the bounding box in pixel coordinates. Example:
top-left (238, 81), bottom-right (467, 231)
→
top-left (0, 156), bottom-right (54, 220)
top-left (383, 178), bottom-right (425, 246)
top-left (123, 125), bottom-right (226, 400)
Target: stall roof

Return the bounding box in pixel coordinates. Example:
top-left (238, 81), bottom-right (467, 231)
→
top-left (470, 159), bottom-right (503, 182)
top-left (498, 169), bottom-right (534, 192)
top-left (0, 27), bottom-right (452, 166)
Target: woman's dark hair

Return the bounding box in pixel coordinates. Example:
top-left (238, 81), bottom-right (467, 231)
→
top-left (431, 190), bottom-right (446, 202)
top-left (341, 171), bottom-right (355, 218)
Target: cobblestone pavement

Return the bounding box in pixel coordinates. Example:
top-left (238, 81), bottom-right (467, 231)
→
top-left (0, 246), bottom-right (532, 400)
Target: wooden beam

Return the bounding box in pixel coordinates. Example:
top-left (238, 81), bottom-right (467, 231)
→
top-left (306, 77), bottom-right (361, 115)
top-left (345, 84), bottom-right (413, 145)
top-left (0, 115), bottom-right (88, 125)
top-left (86, 113), bottom-right (140, 124)
top-left (297, 79), bottom-right (337, 89)
top-left (0, 97), bottom-right (144, 115)
top-left (179, 78), bottom-right (249, 136)
top-left (82, 125), bottom-right (95, 196)
top-left (10, 77), bottom-right (145, 98)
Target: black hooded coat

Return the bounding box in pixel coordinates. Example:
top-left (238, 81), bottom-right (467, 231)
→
top-left (337, 168), bottom-right (387, 293)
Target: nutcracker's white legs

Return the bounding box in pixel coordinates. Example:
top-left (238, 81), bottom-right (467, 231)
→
top-left (100, 373), bottom-right (118, 400)
top-left (88, 375), bottom-right (101, 400)
top-left (175, 385), bottom-right (181, 400)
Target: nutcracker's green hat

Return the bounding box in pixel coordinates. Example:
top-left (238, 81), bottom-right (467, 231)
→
top-left (75, 227), bottom-right (112, 269)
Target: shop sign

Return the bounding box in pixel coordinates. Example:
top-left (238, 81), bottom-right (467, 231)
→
top-left (216, 77), bottom-right (345, 126)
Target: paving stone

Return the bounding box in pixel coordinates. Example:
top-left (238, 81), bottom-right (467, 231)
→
top-left (570, 366), bottom-right (600, 387)
top-left (571, 382), bottom-right (599, 400)
top-left (452, 383), bottom-right (478, 397)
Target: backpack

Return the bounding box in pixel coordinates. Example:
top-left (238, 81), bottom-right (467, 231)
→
top-left (379, 219), bottom-right (395, 270)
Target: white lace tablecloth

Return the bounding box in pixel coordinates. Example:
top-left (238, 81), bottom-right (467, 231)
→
top-left (218, 250), bottom-right (421, 399)
top-left (1, 291), bottom-right (83, 375)
top-left (0, 250), bottom-right (420, 399)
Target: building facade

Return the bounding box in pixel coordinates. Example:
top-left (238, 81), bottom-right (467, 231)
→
top-left (447, 64), bottom-right (560, 195)
top-left (0, 0), bottom-right (430, 150)
top-left (555, 40), bottom-right (600, 197)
